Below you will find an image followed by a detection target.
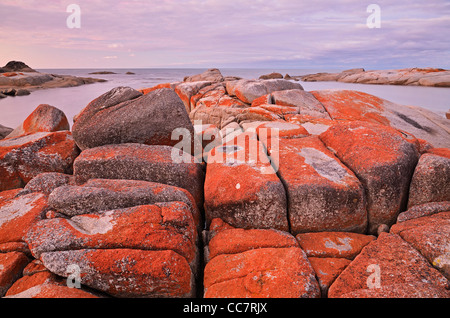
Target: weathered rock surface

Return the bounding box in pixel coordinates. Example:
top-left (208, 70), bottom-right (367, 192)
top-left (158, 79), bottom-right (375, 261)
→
top-left (47, 179), bottom-right (200, 228)
top-left (72, 87), bottom-right (195, 152)
top-left (41, 248), bottom-right (194, 298)
top-left (203, 222), bottom-right (320, 298)
top-left (391, 211), bottom-right (450, 279)
top-left (226, 79), bottom-right (304, 104)
top-left (184, 68), bottom-right (224, 83)
top-left (269, 136), bottom-right (367, 234)
top-left (0, 192), bottom-right (48, 244)
top-left (328, 233), bottom-right (450, 298)
top-left (312, 90), bottom-right (450, 148)
top-left (204, 132), bottom-right (288, 231)
top-left (296, 232), bottom-right (376, 259)
top-left (26, 202), bottom-right (198, 270)
top-left (72, 143), bottom-right (204, 208)
top-left (407, 149), bottom-right (450, 208)
top-left (0, 131), bottom-right (79, 191)
top-left (1, 68), bottom-right (450, 299)
top-left (320, 121), bottom-right (420, 234)
top-left (0, 251), bottom-right (30, 297)
top-left (22, 172), bottom-right (75, 195)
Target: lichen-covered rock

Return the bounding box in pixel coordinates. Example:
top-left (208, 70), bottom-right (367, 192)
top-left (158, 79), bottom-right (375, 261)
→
top-left (391, 211), bottom-right (450, 279)
top-left (41, 248), bottom-right (194, 298)
top-left (73, 144), bottom-right (205, 208)
top-left (72, 87), bottom-right (195, 152)
top-left (269, 136), bottom-right (367, 234)
top-left (205, 224), bottom-right (299, 262)
top-left (308, 257), bottom-right (351, 298)
top-left (175, 81), bottom-right (214, 112)
top-left (0, 251), bottom-right (30, 297)
top-left (312, 90), bottom-right (450, 148)
top-left (0, 192), bottom-right (48, 244)
top-left (256, 121), bottom-right (309, 140)
top-left (5, 282), bottom-right (99, 298)
top-left (407, 149), bottom-right (450, 208)
top-left (5, 104), bottom-right (70, 140)
top-left (23, 172), bottom-right (74, 195)
top-left (204, 132), bottom-right (288, 231)
top-left (204, 247), bottom-right (320, 298)
top-left (47, 179), bottom-right (200, 230)
top-left (226, 79), bottom-right (304, 104)
top-left (328, 233), bottom-right (450, 298)
top-left (0, 131), bottom-right (79, 191)
top-left (296, 232), bottom-right (376, 259)
top-left (320, 121), bottom-right (420, 234)
top-left (253, 89), bottom-right (331, 119)
top-left (26, 202), bottom-right (198, 272)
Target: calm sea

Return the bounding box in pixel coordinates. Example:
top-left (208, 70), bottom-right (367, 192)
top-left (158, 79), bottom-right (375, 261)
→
top-left (1, 68), bottom-right (449, 129)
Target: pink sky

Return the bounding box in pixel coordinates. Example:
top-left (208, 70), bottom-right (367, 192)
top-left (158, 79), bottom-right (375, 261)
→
top-left (1, 0), bottom-right (449, 69)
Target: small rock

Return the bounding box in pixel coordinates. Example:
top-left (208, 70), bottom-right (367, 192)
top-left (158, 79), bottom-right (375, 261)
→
top-left (259, 72), bottom-right (283, 80)
top-left (5, 104), bottom-right (70, 139)
top-left (408, 149), bottom-right (450, 208)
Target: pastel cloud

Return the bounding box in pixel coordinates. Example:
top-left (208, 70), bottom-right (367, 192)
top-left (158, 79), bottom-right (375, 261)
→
top-left (0, 0), bottom-right (449, 69)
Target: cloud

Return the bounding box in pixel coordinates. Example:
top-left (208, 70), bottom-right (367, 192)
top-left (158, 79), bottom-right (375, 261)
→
top-left (0, 0), bottom-right (449, 68)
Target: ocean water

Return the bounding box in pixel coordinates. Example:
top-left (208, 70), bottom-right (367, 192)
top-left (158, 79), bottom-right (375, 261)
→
top-left (1, 68), bottom-right (449, 129)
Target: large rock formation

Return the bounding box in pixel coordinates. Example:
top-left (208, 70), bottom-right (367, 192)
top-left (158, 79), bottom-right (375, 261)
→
top-left (302, 67), bottom-right (450, 87)
top-left (0, 68), bottom-right (449, 299)
top-left (0, 61), bottom-right (105, 97)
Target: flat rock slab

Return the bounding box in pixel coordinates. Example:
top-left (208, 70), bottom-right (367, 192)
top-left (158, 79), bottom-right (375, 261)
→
top-left (270, 136), bottom-right (367, 234)
top-left (47, 179), bottom-right (200, 230)
top-left (0, 131), bottom-right (79, 191)
top-left (204, 247), bottom-right (320, 298)
top-left (41, 248), bottom-right (194, 298)
top-left (408, 150), bottom-right (450, 208)
top-left (205, 226), bottom-right (299, 262)
top-left (204, 133), bottom-right (288, 231)
top-left (26, 202), bottom-right (198, 271)
top-left (73, 143), bottom-right (205, 208)
top-left (328, 233), bottom-right (450, 298)
top-left (320, 121), bottom-right (419, 234)
top-left (296, 232), bottom-right (376, 259)
top-left (72, 87), bottom-right (195, 152)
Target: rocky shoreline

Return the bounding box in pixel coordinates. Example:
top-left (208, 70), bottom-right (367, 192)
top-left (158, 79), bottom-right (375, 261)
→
top-left (0, 68), bottom-right (449, 299)
top-left (0, 61), bottom-right (106, 98)
top-left (300, 67), bottom-right (450, 87)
